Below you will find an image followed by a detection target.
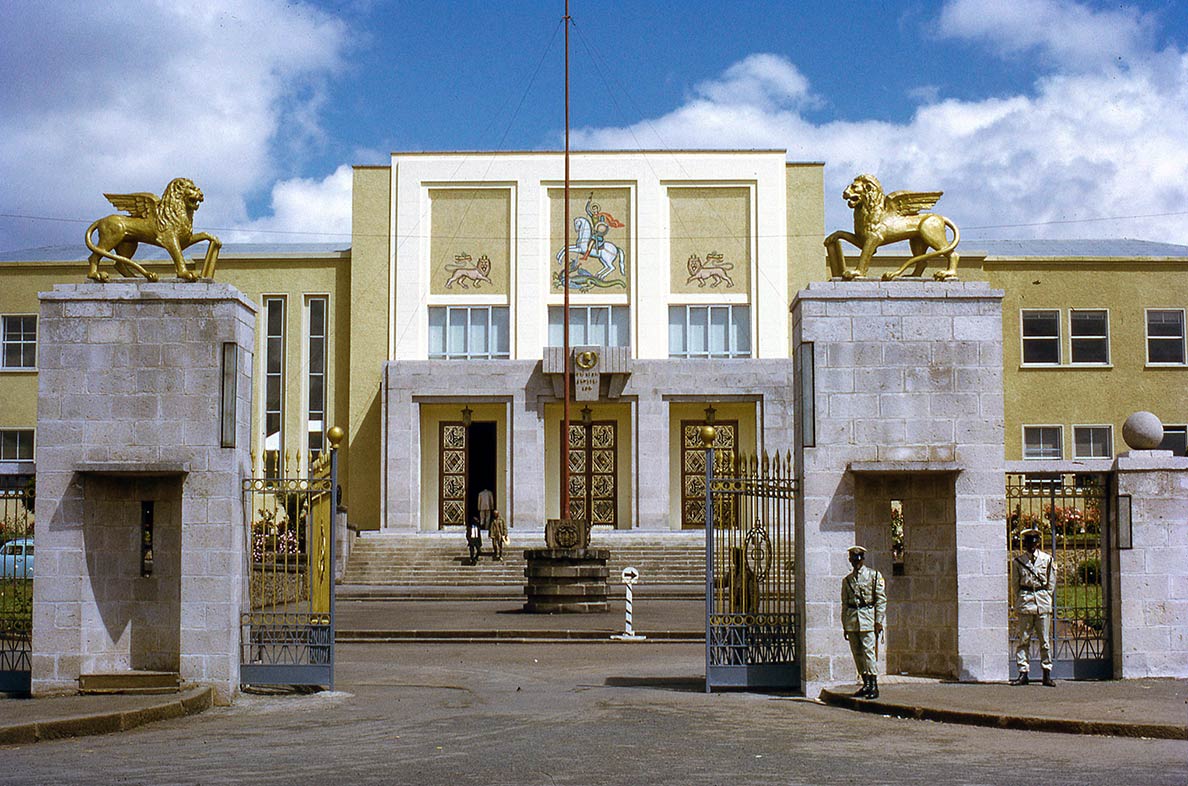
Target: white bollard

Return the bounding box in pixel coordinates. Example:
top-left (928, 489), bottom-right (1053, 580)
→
top-left (611, 566), bottom-right (646, 641)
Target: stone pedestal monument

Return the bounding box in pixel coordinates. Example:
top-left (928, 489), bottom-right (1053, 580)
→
top-left (792, 280), bottom-right (1008, 697)
top-left (32, 283), bottom-right (254, 702)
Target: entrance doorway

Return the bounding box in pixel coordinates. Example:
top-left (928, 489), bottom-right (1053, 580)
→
top-left (438, 421), bottom-right (498, 529)
top-left (467, 422), bottom-right (497, 525)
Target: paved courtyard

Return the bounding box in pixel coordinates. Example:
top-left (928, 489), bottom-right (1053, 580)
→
top-left (2, 641), bottom-right (1185, 785)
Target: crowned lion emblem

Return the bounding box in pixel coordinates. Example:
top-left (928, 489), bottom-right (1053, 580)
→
top-left (824, 174), bottom-right (960, 281)
top-left (85, 177), bottom-right (221, 282)
top-left (443, 252), bottom-right (493, 289)
top-left (685, 251), bottom-right (735, 288)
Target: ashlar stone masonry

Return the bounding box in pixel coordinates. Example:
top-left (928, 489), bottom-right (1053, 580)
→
top-left (33, 283), bottom-right (255, 702)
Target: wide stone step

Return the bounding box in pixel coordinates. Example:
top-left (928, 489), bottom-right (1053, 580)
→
top-left (79, 671), bottom-right (181, 695)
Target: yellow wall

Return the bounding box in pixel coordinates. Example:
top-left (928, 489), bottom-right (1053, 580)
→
top-left (0, 264), bottom-right (72, 452)
top-left (348, 166), bottom-right (392, 529)
top-left (543, 401), bottom-right (633, 528)
top-left (785, 163), bottom-right (826, 295)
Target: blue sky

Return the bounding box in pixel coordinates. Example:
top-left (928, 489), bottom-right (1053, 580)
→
top-left (2, 0), bottom-right (1187, 252)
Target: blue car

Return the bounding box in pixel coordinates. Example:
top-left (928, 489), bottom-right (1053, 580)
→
top-left (1, 537), bottom-right (33, 579)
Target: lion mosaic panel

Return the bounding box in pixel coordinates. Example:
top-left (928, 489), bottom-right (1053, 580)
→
top-left (825, 174), bottom-right (960, 281)
top-left (85, 177), bottom-right (221, 282)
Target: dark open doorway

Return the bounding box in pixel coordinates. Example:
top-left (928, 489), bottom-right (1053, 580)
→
top-left (466, 421), bottom-right (497, 525)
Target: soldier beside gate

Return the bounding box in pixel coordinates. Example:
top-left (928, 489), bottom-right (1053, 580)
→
top-left (842, 546), bottom-right (886, 699)
top-left (1011, 527), bottom-right (1057, 686)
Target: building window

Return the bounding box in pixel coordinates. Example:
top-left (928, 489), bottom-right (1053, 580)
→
top-left (1021, 310), bottom-right (1059, 365)
top-left (1069, 310), bottom-right (1109, 365)
top-left (1023, 426), bottom-right (1062, 460)
top-left (263, 297), bottom-right (286, 476)
top-left (1072, 425), bottom-right (1112, 459)
top-left (548, 305), bottom-right (629, 347)
top-left (0, 429), bottom-right (34, 462)
top-left (1146, 309), bottom-right (1186, 364)
top-left (1, 316), bottom-right (36, 369)
top-left (428, 306), bottom-right (510, 359)
top-left (668, 305), bottom-right (751, 358)
top-left (306, 296), bottom-right (328, 457)
top-left (1160, 425), bottom-right (1187, 456)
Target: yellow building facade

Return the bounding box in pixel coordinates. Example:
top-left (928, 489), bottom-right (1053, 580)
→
top-left (2, 154), bottom-right (1186, 534)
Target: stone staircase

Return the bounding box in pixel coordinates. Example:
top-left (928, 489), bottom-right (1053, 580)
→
top-left (340, 531), bottom-right (706, 589)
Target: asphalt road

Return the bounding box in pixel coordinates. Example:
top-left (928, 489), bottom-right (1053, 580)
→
top-left (2, 642), bottom-right (1184, 786)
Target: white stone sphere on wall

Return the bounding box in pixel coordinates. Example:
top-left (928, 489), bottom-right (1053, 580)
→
top-left (1122, 411), bottom-right (1164, 450)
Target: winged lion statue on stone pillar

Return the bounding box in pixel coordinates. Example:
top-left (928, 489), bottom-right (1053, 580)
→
top-left (84, 177), bottom-right (221, 282)
top-left (824, 174), bottom-right (960, 281)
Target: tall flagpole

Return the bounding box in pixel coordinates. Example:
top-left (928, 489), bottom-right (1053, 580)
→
top-left (561, 0), bottom-right (571, 522)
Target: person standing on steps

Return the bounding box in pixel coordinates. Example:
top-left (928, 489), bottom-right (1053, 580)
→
top-left (466, 515), bottom-right (483, 565)
top-left (477, 488), bottom-right (495, 530)
top-left (1011, 527), bottom-right (1057, 687)
top-left (488, 509), bottom-right (507, 561)
top-left (841, 546), bottom-right (886, 699)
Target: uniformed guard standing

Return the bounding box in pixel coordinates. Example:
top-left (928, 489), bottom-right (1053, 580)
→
top-left (1011, 527), bottom-right (1057, 686)
top-left (841, 545), bottom-right (887, 698)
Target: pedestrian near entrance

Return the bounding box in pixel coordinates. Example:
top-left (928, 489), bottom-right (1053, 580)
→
top-left (466, 515), bottom-right (483, 565)
top-left (489, 509), bottom-right (507, 561)
top-left (842, 545), bottom-right (886, 699)
top-left (478, 488), bottom-right (495, 529)
top-left (1011, 527), bottom-right (1057, 686)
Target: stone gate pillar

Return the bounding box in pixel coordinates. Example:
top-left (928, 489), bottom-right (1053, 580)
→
top-left (33, 283), bottom-right (255, 702)
top-left (791, 280), bottom-right (1008, 697)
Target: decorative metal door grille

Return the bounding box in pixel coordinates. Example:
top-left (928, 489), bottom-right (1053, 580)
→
top-left (440, 422), bottom-right (467, 527)
top-left (567, 421), bottom-right (617, 526)
top-left (0, 476), bottom-right (34, 693)
top-left (241, 449), bottom-right (337, 689)
top-left (681, 420), bottom-right (736, 528)
top-left (1006, 472), bottom-right (1111, 680)
top-left (705, 448), bottom-right (798, 691)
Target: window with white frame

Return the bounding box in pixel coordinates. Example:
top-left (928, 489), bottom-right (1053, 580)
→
top-left (306, 296), bottom-right (328, 457)
top-left (1, 316), bottom-right (36, 369)
top-left (1072, 425), bottom-right (1112, 459)
top-left (1023, 426), bottom-right (1062, 459)
top-left (428, 306), bottom-right (509, 359)
top-left (669, 304), bottom-right (750, 358)
top-left (547, 305), bottom-right (629, 347)
top-left (263, 297), bottom-right (285, 476)
top-left (1069, 310), bottom-right (1109, 364)
top-left (1021, 310), bottom-right (1060, 364)
top-left (1146, 309), bottom-right (1186, 364)
top-left (1160, 425), bottom-right (1187, 456)
top-left (0, 429), bottom-right (34, 462)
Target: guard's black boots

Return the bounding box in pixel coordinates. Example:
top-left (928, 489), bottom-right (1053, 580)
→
top-left (866, 676), bottom-right (879, 699)
top-left (1042, 668), bottom-right (1056, 687)
top-left (853, 676), bottom-right (871, 697)
top-left (1010, 671), bottom-right (1029, 686)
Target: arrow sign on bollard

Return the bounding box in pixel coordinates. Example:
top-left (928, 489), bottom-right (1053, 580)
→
top-left (611, 566), bottom-right (646, 641)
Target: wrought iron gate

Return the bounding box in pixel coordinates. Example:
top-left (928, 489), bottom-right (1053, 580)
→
top-left (705, 444), bottom-right (798, 691)
top-left (0, 476), bottom-right (34, 693)
top-left (1006, 473), bottom-right (1111, 680)
top-left (241, 447), bottom-right (337, 689)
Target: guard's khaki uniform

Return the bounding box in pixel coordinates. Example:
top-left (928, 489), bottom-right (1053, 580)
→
top-left (842, 564), bottom-right (887, 676)
top-left (488, 512), bottom-right (507, 560)
top-left (1012, 548), bottom-right (1055, 672)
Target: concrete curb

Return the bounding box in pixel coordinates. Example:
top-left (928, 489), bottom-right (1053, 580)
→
top-left (338, 629), bottom-right (703, 643)
top-left (819, 688), bottom-right (1188, 740)
top-left (0, 686), bottom-right (215, 747)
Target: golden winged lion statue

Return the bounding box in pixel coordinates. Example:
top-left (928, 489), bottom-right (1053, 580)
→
top-left (824, 174), bottom-right (960, 281)
top-left (84, 177), bottom-right (221, 282)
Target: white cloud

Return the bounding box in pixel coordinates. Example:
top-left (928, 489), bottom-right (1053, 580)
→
top-left (0, 0), bottom-right (348, 252)
top-left (230, 165), bottom-right (353, 243)
top-left (571, 2), bottom-right (1188, 245)
top-left (938, 0), bottom-right (1158, 69)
